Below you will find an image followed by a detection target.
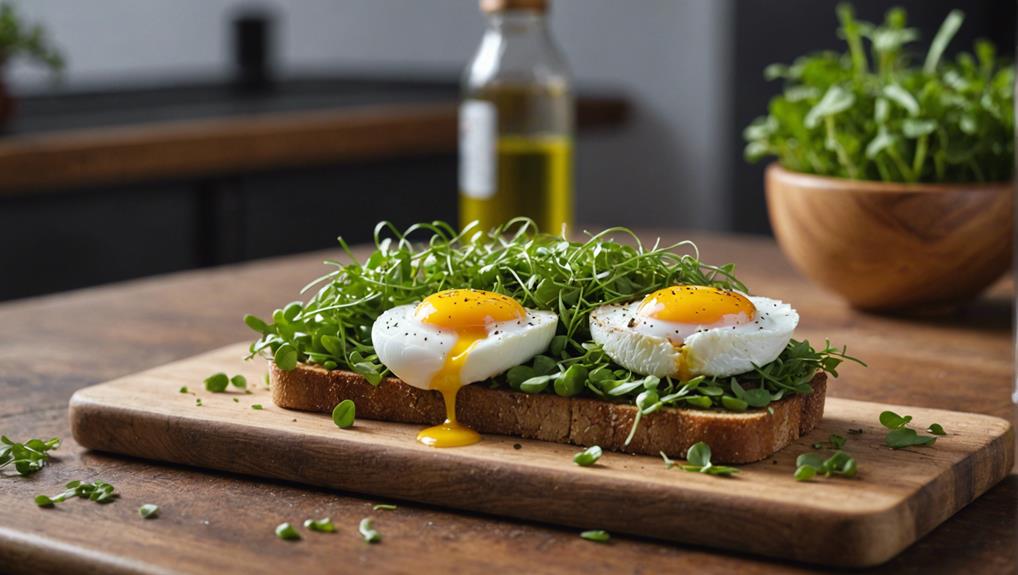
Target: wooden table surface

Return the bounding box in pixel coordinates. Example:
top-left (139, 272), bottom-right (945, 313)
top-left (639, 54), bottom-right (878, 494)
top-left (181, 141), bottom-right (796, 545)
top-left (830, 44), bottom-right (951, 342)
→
top-left (0, 231), bottom-right (1014, 574)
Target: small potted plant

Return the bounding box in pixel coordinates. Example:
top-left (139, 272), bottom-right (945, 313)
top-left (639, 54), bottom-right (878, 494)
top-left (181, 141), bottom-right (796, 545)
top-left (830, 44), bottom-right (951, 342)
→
top-left (0, 1), bottom-right (64, 126)
top-left (745, 4), bottom-right (1013, 311)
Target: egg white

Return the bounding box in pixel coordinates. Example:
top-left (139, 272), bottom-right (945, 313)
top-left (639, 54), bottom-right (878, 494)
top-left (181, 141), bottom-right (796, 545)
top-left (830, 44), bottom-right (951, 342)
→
top-left (589, 295), bottom-right (798, 378)
top-left (371, 304), bottom-right (558, 390)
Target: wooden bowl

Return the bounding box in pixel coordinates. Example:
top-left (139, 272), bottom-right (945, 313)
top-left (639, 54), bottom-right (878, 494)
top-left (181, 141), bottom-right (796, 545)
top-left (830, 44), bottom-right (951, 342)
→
top-left (765, 163), bottom-right (1013, 311)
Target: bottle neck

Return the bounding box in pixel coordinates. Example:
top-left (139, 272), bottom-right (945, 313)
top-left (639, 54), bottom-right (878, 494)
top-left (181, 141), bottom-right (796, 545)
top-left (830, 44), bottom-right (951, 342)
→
top-left (486, 10), bottom-right (550, 41)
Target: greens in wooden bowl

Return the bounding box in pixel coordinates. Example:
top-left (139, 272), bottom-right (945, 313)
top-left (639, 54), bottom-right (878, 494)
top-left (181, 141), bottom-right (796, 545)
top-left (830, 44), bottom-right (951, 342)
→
top-left (744, 4), bottom-right (1013, 183)
top-left (744, 4), bottom-right (1014, 311)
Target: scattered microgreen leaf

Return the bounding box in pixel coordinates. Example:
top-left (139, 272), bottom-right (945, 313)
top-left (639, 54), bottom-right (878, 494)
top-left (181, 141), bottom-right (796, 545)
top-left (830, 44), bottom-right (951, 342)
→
top-left (880, 410), bottom-right (939, 448)
top-left (573, 445), bottom-right (602, 467)
top-left (793, 450), bottom-right (858, 481)
top-left (886, 428), bottom-right (937, 449)
top-left (204, 373), bottom-right (229, 393)
top-left (332, 400), bottom-right (356, 429)
top-left (37, 479), bottom-right (118, 508)
top-left (303, 517), bottom-right (336, 533)
top-left (230, 375), bottom-right (247, 389)
top-left (179, 386), bottom-right (188, 394)
top-left (252, 404), bottom-right (263, 410)
top-left (275, 522), bottom-right (301, 541)
top-left (677, 442), bottom-right (739, 477)
top-left (794, 465), bottom-right (817, 482)
top-left (139, 504), bottom-right (159, 519)
top-left (0, 435), bottom-right (60, 477)
top-left (879, 410), bottom-right (912, 429)
top-left (358, 518), bottom-right (381, 543)
top-left (580, 530), bottom-right (611, 543)
top-left (927, 423), bottom-right (946, 436)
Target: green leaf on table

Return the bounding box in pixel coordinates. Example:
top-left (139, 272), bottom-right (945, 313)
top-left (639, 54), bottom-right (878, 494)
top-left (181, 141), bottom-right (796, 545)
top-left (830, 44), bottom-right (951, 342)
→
top-left (332, 400), bottom-right (356, 429)
top-left (275, 522), bottom-right (301, 541)
top-left (304, 517), bottom-right (336, 533)
top-left (580, 529), bottom-right (611, 543)
top-left (573, 445), bottom-right (602, 467)
top-left (879, 410), bottom-right (912, 429)
top-left (359, 518), bottom-right (381, 543)
top-left (204, 372), bottom-right (229, 393)
top-left (886, 428), bottom-right (936, 449)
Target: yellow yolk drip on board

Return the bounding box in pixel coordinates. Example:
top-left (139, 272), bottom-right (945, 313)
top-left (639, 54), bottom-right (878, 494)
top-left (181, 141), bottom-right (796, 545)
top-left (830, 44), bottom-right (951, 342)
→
top-left (413, 289), bottom-right (525, 447)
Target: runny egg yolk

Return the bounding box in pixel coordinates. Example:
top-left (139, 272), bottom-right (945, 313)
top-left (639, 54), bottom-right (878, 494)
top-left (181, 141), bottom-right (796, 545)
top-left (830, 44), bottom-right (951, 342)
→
top-left (636, 285), bottom-right (756, 380)
top-left (413, 289), bottom-right (525, 447)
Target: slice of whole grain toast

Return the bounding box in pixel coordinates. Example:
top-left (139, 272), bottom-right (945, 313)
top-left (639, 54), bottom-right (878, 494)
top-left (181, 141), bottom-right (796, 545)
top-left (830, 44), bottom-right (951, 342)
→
top-left (270, 363), bottom-right (826, 464)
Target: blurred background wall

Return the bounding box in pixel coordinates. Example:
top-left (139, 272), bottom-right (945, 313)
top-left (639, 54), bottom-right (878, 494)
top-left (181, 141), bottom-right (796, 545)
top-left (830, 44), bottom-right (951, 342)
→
top-left (9, 0), bottom-right (731, 230)
top-left (1, 0), bottom-right (1011, 301)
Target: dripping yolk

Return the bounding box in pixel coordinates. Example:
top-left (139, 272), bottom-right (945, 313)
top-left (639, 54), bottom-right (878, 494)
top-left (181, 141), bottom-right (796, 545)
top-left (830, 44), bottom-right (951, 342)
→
top-left (637, 285), bottom-right (755, 326)
top-left (413, 289), bottom-right (525, 447)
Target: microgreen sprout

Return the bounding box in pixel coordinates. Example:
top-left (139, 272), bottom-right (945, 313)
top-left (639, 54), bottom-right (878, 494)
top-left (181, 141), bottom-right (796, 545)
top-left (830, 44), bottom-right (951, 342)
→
top-left (275, 522), bottom-right (301, 541)
top-left (359, 518), bottom-right (381, 543)
top-left (204, 373), bottom-right (229, 393)
top-left (794, 450), bottom-right (858, 481)
top-left (36, 479), bottom-right (118, 507)
top-left (580, 530), bottom-right (611, 543)
top-left (573, 445), bottom-right (602, 467)
top-left (372, 504), bottom-right (397, 511)
top-left (879, 410), bottom-right (939, 449)
top-left (304, 517), bottom-right (336, 533)
top-left (332, 400), bottom-right (356, 429)
top-left (139, 504), bottom-right (159, 519)
top-left (0, 436), bottom-right (60, 477)
top-left (665, 442), bottom-right (738, 477)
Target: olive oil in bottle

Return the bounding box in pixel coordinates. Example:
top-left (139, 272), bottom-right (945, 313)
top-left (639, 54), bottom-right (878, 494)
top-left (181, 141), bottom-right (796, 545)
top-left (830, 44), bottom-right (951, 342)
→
top-left (460, 0), bottom-right (573, 233)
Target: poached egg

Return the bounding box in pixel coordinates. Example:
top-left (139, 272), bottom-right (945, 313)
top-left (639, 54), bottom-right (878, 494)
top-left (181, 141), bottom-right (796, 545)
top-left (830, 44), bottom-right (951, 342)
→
top-left (371, 289), bottom-right (557, 447)
top-left (589, 285), bottom-right (798, 379)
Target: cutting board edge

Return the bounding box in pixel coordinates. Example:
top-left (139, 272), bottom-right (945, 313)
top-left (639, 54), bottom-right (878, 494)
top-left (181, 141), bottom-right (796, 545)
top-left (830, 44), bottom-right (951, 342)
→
top-left (67, 386), bottom-right (1012, 569)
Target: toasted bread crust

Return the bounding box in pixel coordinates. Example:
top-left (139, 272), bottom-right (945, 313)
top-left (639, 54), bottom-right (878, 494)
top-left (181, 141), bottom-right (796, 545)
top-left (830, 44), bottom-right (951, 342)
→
top-left (271, 364), bottom-right (827, 464)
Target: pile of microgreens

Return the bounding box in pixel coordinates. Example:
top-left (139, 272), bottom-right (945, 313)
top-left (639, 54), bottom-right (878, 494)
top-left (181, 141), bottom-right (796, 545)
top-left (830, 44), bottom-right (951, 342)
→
top-left (246, 219), bottom-right (861, 432)
top-left (745, 5), bottom-right (1014, 183)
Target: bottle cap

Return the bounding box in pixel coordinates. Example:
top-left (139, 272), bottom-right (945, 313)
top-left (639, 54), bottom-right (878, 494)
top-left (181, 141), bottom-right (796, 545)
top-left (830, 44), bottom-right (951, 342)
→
top-left (480, 0), bottom-right (547, 13)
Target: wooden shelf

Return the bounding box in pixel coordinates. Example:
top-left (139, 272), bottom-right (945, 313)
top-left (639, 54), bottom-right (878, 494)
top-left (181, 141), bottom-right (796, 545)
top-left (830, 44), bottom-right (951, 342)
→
top-left (0, 85), bottom-right (627, 194)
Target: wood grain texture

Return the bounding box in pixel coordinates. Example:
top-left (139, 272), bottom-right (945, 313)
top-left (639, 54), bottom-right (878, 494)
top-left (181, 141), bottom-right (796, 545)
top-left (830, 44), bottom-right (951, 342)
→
top-left (0, 97), bottom-right (626, 195)
top-left (0, 230), bottom-right (1014, 575)
top-left (269, 363), bottom-right (827, 464)
top-left (68, 344), bottom-right (1013, 568)
top-left (766, 163), bottom-right (1013, 310)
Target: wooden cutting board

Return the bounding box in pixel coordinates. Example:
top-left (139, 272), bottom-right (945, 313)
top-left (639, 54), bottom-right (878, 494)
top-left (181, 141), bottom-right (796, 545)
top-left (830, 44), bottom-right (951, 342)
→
top-left (69, 343), bottom-right (1013, 568)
